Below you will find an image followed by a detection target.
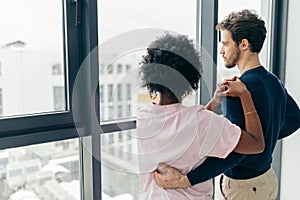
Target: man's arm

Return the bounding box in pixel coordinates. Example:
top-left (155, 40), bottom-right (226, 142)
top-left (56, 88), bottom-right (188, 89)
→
top-left (155, 152), bottom-right (245, 188)
top-left (278, 93), bottom-right (300, 139)
top-left (187, 152), bottom-right (244, 185)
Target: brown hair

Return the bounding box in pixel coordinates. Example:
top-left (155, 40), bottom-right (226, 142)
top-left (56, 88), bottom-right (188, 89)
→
top-left (216, 9), bottom-right (267, 53)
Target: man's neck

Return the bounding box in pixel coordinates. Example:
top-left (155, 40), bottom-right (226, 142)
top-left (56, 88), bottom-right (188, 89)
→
top-left (237, 53), bottom-right (261, 74)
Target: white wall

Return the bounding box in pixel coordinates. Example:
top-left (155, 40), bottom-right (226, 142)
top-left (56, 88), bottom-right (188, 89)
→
top-left (280, 0), bottom-right (300, 199)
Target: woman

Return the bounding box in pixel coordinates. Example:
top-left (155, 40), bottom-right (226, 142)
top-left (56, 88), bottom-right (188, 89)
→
top-left (137, 33), bottom-right (264, 199)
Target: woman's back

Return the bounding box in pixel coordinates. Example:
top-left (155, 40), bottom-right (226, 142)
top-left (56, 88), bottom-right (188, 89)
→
top-left (137, 103), bottom-right (241, 199)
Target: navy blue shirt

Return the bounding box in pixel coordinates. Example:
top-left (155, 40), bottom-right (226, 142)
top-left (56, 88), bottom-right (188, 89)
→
top-left (187, 66), bottom-right (300, 184)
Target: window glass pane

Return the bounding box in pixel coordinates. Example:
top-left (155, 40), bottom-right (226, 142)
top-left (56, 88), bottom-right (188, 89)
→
top-left (0, 0), bottom-right (66, 118)
top-left (53, 87), bottom-right (66, 111)
top-left (280, 0), bottom-right (300, 198)
top-left (98, 0), bottom-right (198, 122)
top-left (0, 88), bottom-right (2, 116)
top-left (98, 1), bottom-right (198, 199)
top-left (215, 1), bottom-right (271, 199)
top-left (101, 130), bottom-right (139, 199)
top-left (0, 138), bottom-right (80, 199)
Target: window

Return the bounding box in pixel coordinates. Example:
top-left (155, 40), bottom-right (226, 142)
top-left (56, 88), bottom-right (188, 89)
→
top-left (0, 0), bottom-right (89, 199)
top-left (117, 84), bottom-right (122, 101)
top-left (82, 0), bottom-right (286, 199)
top-left (118, 132), bottom-right (123, 142)
top-left (117, 105), bottom-right (122, 118)
top-left (126, 64), bottom-right (131, 72)
top-left (280, 0), bottom-right (300, 198)
top-left (217, 0), bottom-right (270, 83)
top-left (101, 130), bottom-right (138, 199)
top-left (98, 0), bottom-right (198, 198)
top-left (127, 104), bottom-right (131, 117)
top-left (126, 83), bottom-right (131, 101)
top-left (108, 84), bottom-right (113, 102)
top-left (214, 1), bottom-right (273, 199)
top-left (53, 86), bottom-right (65, 111)
top-left (108, 134), bottom-right (114, 144)
top-left (0, 139), bottom-right (80, 199)
top-left (127, 144), bottom-right (132, 160)
top-left (0, 0), bottom-right (80, 135)
top-left (117, 64), bottom-right (122, 73)
top-left (0, 88), bottom-right (2, 116)
top-left (52, 63), bottom-right (62, 75)
top-left (107, 64), bottom-right (113, 74)
top-left (0, 1), bottom-right (66, 117)
top-left (108, 106), bottom-right (113, 119)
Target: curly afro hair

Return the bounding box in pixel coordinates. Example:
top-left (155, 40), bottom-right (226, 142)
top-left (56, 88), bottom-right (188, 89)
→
top-left (140, 33), bottom-right (202, 101)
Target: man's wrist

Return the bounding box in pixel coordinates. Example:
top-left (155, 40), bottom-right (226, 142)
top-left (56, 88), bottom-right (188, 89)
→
top-left (181, 175), bottom-right (192, 188)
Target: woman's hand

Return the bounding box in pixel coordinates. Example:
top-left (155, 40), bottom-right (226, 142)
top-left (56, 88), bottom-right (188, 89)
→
top-left (205, 80), bottom-right (228, 111)
top-left (218, 77), bottom-right (249, 98)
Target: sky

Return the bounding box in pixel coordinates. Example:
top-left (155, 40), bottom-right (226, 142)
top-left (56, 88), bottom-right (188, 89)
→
top-left (0, 0), bottom-right (63, 50)
top-left (98, 0), bottom-right (261, 42)
top-left (0, 0), bottom-right (261, 50)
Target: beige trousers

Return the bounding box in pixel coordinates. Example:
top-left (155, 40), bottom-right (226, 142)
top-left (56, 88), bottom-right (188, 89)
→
top-left (220, 168), bottom-right (278, 200)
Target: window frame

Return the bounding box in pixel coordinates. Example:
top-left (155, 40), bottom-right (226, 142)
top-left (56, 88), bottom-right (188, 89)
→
top-left (268, 0), bottom-right (289, 198)
top-left (0, 1), bottom-right (89, 199)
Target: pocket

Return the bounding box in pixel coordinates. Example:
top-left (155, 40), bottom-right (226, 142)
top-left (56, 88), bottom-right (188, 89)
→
top-left (219, 175), bottom-right (227, 200)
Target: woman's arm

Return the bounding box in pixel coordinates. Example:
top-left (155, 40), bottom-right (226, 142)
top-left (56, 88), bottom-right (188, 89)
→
top-left (205, 82), bottom-right (224, 111)
top-left (220, 77), bottom-right (265, 154)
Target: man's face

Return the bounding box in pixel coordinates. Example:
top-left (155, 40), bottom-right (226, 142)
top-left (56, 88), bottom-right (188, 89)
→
top-left (219, 30), bottom-right (240, 69)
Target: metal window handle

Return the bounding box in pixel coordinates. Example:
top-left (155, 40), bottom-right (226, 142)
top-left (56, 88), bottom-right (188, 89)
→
top-left (72, 0), bottom-right (81, 27)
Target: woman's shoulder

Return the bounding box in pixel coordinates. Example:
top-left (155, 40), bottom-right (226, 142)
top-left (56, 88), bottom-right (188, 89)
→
top-left (183, 104), bottom-right (205, 111)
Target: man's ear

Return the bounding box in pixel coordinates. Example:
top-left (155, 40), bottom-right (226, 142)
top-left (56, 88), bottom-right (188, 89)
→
top-left (240, 38), bottom-right (250, 50)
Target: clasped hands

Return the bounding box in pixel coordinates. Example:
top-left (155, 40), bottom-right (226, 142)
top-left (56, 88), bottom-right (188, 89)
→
top-left (214, 76), bottom-right (247, 101)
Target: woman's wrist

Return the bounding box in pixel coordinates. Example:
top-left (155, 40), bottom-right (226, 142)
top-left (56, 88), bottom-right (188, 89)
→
top-left (206, 98), bottom-right (220, 111)
top-left (239, 89), bottom-right (251, 100)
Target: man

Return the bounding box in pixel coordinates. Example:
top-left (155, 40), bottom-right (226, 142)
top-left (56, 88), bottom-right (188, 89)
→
top-left (154, 9), bottom-right (300, 199)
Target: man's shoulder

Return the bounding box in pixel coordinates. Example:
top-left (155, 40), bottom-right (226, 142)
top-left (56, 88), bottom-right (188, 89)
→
top-left (241, 70), bottom-right (284, 93)
top-left (241, 67), bottom-right (282, 85)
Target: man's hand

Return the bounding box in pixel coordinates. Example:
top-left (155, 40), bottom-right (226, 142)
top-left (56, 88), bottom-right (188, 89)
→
top-left (154, 165), bottom-right (191, 189)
